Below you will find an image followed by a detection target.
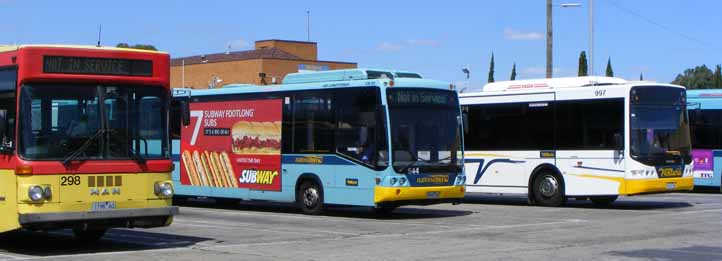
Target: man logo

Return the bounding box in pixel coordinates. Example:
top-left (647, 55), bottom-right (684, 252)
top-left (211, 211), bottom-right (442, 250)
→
top-left (89, 187), bottom-right (121, 195)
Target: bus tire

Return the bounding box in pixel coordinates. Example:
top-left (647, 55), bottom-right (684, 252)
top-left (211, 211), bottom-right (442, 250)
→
top-left (297, 180), bottom-right (324, 215)
top-left (73, 227), bottom-right (107, 242)
top-left (590, 196), bottom-right (618, 206)
top-left (532, 171), bottom-right (566, 207)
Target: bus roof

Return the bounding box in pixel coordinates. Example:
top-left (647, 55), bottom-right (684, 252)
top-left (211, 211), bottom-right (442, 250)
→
top-left (0, 44), bottom-right (167, 54)
top-left (177, 69), bottom-right (450, 97)
top-left (687, 89), bottom-right (722, 98)
top-left (481, 76), bottom-right (628, 92)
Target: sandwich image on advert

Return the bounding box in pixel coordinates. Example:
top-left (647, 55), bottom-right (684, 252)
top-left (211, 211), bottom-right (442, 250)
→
top-left (232, 121), bottom-right (281, 155)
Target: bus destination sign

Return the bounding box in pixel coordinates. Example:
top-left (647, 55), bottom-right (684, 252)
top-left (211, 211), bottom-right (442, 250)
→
top-left (387, 89), bottom-right (455, 107)
top-left (43, 56), bottom-right (153, 77)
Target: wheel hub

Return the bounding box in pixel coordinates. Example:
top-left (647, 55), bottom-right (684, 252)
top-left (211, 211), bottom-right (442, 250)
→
top-left (303, 188), bottom-right (318, 207)
top-left (540, 176), bottom-right (558, 197)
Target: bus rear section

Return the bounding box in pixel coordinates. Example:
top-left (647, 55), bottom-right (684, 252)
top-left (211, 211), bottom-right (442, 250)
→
top-left (461, 77), bottom-right (693, 207)
top-left (687, 89), bottom-right (722, 191)
top-left (171, 69), bottom-right (464, 214)
top-left (0, 45), bottom-right (178, 240)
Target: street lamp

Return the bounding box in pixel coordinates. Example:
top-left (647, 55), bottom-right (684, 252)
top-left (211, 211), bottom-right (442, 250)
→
top-left (546, 1), bottom-right (583, 78)
top-left (460, 65), bottom-right (470, 93)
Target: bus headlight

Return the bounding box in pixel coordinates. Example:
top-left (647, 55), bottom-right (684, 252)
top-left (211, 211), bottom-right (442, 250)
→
top-left (43, 186), bottom-right (52, 200)
top-left (28, 186), bottom-right (44, 202)
top-left (390, 177), bottom-right (398, 186)
top-left (154, 182), bottom-right (174, 197)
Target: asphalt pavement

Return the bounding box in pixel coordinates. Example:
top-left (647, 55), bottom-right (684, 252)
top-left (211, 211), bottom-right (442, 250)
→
top-left (0, 192), bottom-right (720, 260)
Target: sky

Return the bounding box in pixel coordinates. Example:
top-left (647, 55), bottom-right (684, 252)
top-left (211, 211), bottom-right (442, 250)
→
top-left (2, 0), bottom-right (721, 90)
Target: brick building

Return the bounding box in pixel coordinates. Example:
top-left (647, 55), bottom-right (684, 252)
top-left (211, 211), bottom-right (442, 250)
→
top-left (170, 39), bottom-right (357, 88)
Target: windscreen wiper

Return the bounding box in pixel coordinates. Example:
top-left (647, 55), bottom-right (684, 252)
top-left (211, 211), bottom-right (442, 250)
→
top-left (127, 145), bottom-right (146, 165)
top-left (62, 129), bottom-right (105, 167)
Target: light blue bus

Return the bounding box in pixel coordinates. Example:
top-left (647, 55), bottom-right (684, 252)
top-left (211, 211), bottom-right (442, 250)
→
top-left (688, 89), bottom-right (722, 191)
top-left (171, 69), bottom-right (466, 214)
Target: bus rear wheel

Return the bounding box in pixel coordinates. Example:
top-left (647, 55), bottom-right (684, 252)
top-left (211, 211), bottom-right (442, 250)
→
top-left (73, 227), bottom-right (107, 242)
top-left (532, 172), bottom-right (566, 207)
top-left (590, 196), bottom-right (618, 206)
top-left (297, 181), bottom-right (324, 215)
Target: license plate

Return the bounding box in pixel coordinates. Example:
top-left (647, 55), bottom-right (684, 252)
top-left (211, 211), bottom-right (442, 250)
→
top-left (426, 191), bottom-right (440, 199)
top-left (91, 201), bottom-right (116, 211)
top-left (666, 182), bottom-right (676, 190)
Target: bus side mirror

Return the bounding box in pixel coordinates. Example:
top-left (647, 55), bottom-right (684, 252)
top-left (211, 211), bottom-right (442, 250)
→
top-left (0, 110), bottom-right (10, 153)
top-left (180, 100), bottom-right (190, 126)
top-left (690, 108), bottom-right (702, 125)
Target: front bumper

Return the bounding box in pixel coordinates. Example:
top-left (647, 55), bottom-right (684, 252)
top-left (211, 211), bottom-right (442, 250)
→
top-left (19, 206), bottom-right (179, 228)
top-left (621, 177), bottom-right (694, 195)
top-left (374, 185), bottom-right (465, 204)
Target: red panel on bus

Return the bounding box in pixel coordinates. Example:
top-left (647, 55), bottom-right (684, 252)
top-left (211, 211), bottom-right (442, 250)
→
top-left (180, 99), bottom-right (282, 191)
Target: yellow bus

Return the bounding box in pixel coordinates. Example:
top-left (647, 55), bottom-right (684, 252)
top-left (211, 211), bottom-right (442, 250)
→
top-left (0, 45), bottom-right (178, 240)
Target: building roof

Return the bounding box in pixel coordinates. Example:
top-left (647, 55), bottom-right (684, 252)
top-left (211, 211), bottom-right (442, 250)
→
top-left (170, 47), bottom-right (304, 66)
top-left (170, 47), bottom-right (355, 66)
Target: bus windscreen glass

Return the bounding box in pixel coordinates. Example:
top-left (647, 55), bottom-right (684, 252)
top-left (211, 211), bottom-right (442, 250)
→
top-left (630, 86), bottom-right (692, 166)
top-left (386, 88), bottom-right (462, 174)
top-left (18, 84), bottom-right (168, 160)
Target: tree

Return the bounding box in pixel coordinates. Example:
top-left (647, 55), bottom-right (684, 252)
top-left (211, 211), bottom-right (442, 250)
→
top-left (510, 62), bottom-right (517, 81)
top-left (639, 73), bottom-right (643, 81)
top-left (605, 57), bottom-right (614, 77)
top-left (578, 51), bottom-right (588, 76)
top-left (116, 43), bottom-right (158, 51)
top-left (487, 53), bottom-right (495, 83)
top-left (714, 64), bottom-right (722, 88)
top-left (671, 65), bottom-right (714, 89)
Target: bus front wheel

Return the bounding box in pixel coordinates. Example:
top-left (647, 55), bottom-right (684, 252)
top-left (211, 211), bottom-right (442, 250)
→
top-left (590, 196), bottom-right (618, 206)
top-left (297, 181), bottom-right (324, 215)
top-left (532, 172), bottom-right (566, 207)
top-left (73, 227), bottom-right (107, 242)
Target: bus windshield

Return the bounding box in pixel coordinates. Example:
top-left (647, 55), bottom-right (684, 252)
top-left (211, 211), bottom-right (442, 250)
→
top-left (630, 86), bottom-right (692, 165)
top-left (19, 84), bottom-right (169, 161)
top-left (387, 88), bottom-right (463, 173)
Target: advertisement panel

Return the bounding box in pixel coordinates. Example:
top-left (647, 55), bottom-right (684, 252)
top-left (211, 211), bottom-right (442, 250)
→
top-left (692, 149), bottom-right (714, 179)
top-left (180, 99), bottom-right (282, 191)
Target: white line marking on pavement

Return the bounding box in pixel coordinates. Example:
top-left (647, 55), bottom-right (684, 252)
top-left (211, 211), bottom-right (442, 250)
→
top-left (0, 253), bottom-right (23, 260)
top-left (176, 218), bottom-right (360, 236)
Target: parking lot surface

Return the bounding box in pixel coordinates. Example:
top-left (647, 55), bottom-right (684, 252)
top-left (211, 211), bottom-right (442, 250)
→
top-left (0, 192), bottom-right (720, 260)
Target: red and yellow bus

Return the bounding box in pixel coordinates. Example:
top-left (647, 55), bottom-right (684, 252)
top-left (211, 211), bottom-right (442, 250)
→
top-left (0, 45), bottom-right (177, 240)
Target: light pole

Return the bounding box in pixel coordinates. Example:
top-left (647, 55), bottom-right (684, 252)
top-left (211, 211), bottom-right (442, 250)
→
top-left (461, 65), bottom-right (470, 93)
top-left (546, 2), bottom-right (582, 78)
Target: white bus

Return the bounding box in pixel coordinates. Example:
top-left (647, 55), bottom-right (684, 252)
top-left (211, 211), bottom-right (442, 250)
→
top-left (460, 76), bottom-right (694, 206)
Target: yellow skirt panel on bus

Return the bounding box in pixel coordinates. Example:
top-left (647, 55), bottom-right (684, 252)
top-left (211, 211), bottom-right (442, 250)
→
top-left (374, 185), bottom-right (465, 203)
top-left (620, 177), bottom-right (694, 195)
top-left (16, 173), bottom-right (172, 214)
top-left (567, 173), bottom-right (694, 195)
top-left (0, 170), bottom-right (20, 233)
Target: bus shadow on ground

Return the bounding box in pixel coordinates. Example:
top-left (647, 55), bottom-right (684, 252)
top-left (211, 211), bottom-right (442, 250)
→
top-left (607, 245), bottom-right (722, 261)
top-left (0, 229), bottom-right (211, 257)
top-left (462, 194), bottom-right (694, 211)
top-left (177, 198), bottom-right (473, 220)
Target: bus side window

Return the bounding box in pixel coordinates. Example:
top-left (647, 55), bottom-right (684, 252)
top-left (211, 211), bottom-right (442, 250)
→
top-left (0, 68), bottom-right (16, 150)
top-left (334, 88), bottom-right (385, 167)
top-left (293, 92), bottom-right (334, 153)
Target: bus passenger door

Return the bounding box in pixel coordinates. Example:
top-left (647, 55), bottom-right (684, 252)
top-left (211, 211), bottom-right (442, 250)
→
top-left (555, 98), bottom-right (625, 196)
